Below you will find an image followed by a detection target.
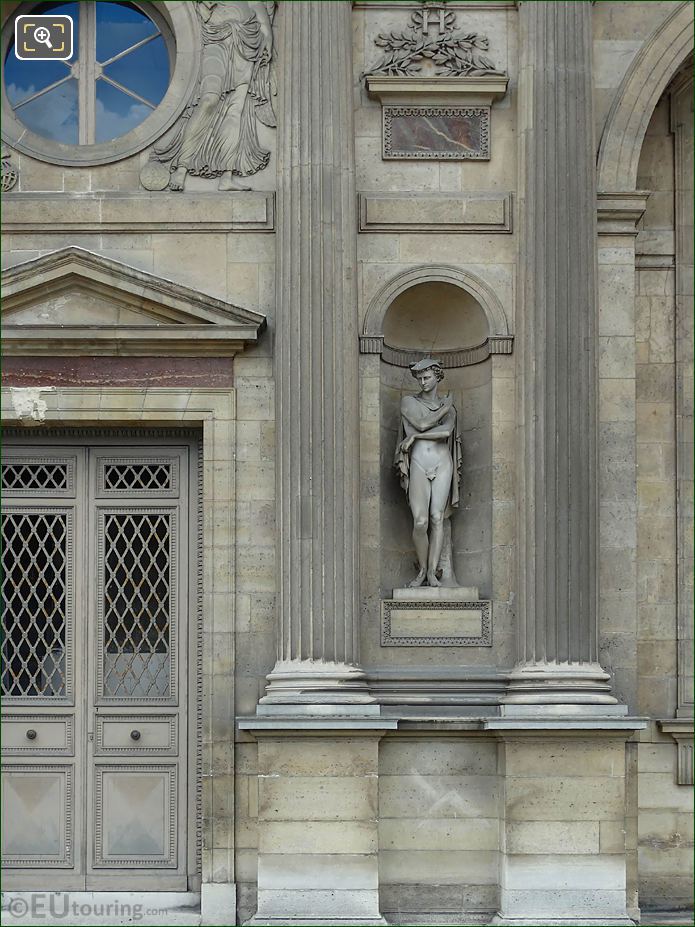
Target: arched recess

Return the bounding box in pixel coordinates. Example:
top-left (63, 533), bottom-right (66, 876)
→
top-left (597, 1), bottom-right (693, 193)
top-left (360, 264), bottom-right (512, 363)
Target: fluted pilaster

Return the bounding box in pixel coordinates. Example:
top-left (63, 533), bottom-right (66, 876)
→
top-left (510, 1), bottom-right (617, 705)
top-left (261, 1), bottom-right (373, 707)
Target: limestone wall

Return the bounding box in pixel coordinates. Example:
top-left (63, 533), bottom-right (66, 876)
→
top-left (377, 736), bottom-right (499, 920)
top-left (0, 1), bottom-right (692, 921)
top-left (633, 84), bottom-right (694, 912)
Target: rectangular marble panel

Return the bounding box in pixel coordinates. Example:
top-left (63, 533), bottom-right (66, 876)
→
top-left (381, 600), bottom-right (492, 646)
top-left (383, 106), bottom-right (490, 160)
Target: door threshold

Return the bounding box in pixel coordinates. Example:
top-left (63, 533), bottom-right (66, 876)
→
top-left (1, 892), bottom-right (202, 926)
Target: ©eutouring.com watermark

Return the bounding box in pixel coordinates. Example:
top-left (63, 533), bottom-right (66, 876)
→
top-left (4, 894), bottom-right (169, 921)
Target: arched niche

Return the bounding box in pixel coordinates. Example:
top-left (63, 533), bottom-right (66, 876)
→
top-left (378, 276), bottom-right (498, 598)
top-left (361, 263), bottom-right (512, 358)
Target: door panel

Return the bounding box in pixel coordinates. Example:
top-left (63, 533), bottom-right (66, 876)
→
top-left (1, 715), bottom-right (74, 754)
top-left (93, 765), bottom-right (177, 867)
top-left (1, 765), bottom-right (74, 866)
top-left (1, 439), bottom-right (196, 891)
top-left (95, 716), bottom-right (177, 754)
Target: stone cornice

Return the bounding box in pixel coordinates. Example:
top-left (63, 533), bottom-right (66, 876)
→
top-left (1, 246), bottom-right (267, 357)
top-left (366, 75), bottom-right (508, 105)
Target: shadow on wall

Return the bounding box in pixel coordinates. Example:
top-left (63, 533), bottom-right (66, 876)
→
top-left (379, 281), bottom-right (493, 597)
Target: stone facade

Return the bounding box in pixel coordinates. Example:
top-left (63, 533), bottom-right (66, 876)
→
top-left (0, 1), bottom-right (692, 925)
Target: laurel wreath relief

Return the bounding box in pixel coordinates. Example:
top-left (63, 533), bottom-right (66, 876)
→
top-left (364, 10), bottom-right (504, 79)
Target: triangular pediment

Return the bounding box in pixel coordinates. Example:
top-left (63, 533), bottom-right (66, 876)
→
top-left (1, 247), bottom-right (267, 356)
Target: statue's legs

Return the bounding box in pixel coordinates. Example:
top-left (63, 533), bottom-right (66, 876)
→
top-left (427, 459), bottom-right (453, 586)
top-left (438, 516), bottom-right (458, 587)
top-left (408, 463), bottom-right (432, 587)
top-left (170, 91), bottom-right (222, 190)
top-left (170, 43), bottom-right (227, 190)
top-left (216, 83), bottom-right (252, 190)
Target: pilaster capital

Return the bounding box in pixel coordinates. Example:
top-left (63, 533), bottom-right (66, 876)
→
top-left (659, 719), bottom-right (694, 785)
top-left (597, 190), bottom-right (650, 237)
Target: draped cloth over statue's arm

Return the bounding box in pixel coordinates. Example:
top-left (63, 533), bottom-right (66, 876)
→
top-left (394, 414), bottom-right (410, 494)
top-left (446, 407), bottom-right (462, 514)
top-left (394, 398), bottom-right (462, 507)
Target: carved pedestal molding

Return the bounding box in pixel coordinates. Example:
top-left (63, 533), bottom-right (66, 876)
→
top-left (509, 1), bottom-right (618, 709)
top-left (260, 1), bottom-right (374, 711)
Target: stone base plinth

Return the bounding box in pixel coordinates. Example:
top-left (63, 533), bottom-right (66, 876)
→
top-left (244, 728), bottom-right (389, 927)
top-left (201, 883), bottom-right (236, 926)
top-left (489, 918), bottom-right (635, 926)
top-left (491, 724), bottom-right (644, 927)
top-left (392, 586), bottom-right (479, 601)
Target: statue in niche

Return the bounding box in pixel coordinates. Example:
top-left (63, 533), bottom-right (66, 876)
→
top-left (395, 357), bottom-right (462, 588)
top-left (140, 1), bottom-right (276, 192)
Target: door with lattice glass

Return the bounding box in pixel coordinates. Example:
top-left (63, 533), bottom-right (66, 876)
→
top-left (1, 437), bottom-right (199, 890)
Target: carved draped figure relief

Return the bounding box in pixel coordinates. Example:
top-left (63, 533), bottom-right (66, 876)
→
top-left (140, 0), bottom-right (276, 192)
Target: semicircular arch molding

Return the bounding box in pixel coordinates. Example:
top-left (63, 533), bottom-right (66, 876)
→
top-left (363, 265), bottom-right (510, 340)
top-left (597, 1), bottom-right (693, 193)
top-left (360, 264), bottom-right (512, 367)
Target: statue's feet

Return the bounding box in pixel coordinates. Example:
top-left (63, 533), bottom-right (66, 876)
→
top-left (169, 167), bottom-right (187, 191)
top-left (218, 171), bottom-right (251, 192)
top-left (427, 570), bottom-right (441, 587)
top-left (408, 569), bottom-right (427, 588)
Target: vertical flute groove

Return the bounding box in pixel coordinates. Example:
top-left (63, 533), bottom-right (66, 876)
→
top-left (516, 2), bottom-right (602, 677)
top-left (274, 1), bottom-right (360, 669)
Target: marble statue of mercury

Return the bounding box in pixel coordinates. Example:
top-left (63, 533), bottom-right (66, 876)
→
top-left (395, 357), bottom-right (462, 588)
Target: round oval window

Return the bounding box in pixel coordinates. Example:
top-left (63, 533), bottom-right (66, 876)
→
top-left (4, 1), bottom-right (172, 146)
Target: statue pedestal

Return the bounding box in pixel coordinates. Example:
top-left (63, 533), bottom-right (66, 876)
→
top-left (392, 586), bottom-right (479, 601)
top-left (382, 588), bottom-right (491, 647)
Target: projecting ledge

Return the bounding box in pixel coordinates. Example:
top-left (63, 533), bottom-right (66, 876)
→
top-left (484, 714), bottom-right (647, 735)
top-left (365, 75), bottom-right (509, 105)
top-left (237, 717), bottom-right (398, 734)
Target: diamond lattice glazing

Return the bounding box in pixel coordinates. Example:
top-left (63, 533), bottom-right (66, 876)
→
top-left (2, 463), bottom-right (68, 492)
top-left (102, 512), bottom-right (171, 697)
top-left (103, 463), bottom-right (172, 492)
top-left (1, 512), bottom-right (68, 697)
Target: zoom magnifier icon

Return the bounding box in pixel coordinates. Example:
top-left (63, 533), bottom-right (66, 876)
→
top-left (14, 14), bottom-right (73, 60)
top-left (33, 25), bottom-right (53, 48)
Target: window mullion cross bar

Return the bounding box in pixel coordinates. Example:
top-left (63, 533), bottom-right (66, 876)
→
top-left (79, 1), bottom-right (97, 145)
top-left (100, 74), bottom-right (156, 110)
top-left (99, 30), bottom-right (160, 69)
top-left (12, 73), bottom-right (72, 110)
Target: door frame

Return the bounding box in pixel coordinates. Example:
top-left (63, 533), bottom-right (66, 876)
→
top-left (1, 387), bottom-right (238, 895)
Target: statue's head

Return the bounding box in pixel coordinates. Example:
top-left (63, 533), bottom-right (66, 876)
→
top-left (409, 357), bottom-right (444, 382)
